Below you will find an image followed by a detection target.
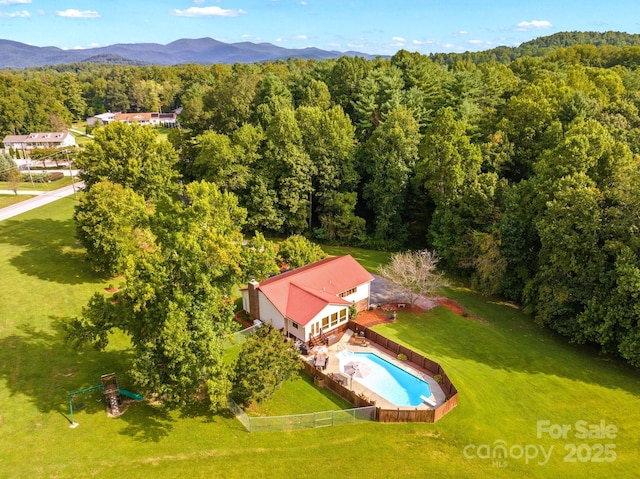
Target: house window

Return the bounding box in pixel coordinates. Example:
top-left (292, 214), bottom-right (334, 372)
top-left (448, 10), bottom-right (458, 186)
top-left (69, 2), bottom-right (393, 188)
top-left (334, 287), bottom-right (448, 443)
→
top-left (322, 316), bottom-right (329, 330)
top-left (339, 308), bottom-right (347, 322)
top-left (339, 287), bottom-right (357, 298)
top-left (310, 322), bottom-right (319, 336)
top-left (291, 322), bottom-right (299, 329)
top-left (330, 312), bottom-right (338, 327)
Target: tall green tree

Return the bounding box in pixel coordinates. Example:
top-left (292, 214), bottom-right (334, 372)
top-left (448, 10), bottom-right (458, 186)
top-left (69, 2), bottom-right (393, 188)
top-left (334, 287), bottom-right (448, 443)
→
top-left (240, 232), bottom-right (280, 283)
top-left (74, 181), bottom-right (151, 275)
top-left (76, 122), bottom-right (179, 200)
top-left (416, 107), bottom-right (482, 207)
top-left (192, 130), bottom-right (249, 192)
top-left (361, 106), bottom-right (421, 246)
top-left (526, 173), bottom-right (604, 336)
top-left (353, 63), bottom-right (404, 139)
top-left (277, 234), bottom-right (326, 269)
top-left (262, 108), bottom-right (314, 233)
top-left (296, 104), bottom-right (359, 232)
top-left (68, 181), bottom-right (246, 410)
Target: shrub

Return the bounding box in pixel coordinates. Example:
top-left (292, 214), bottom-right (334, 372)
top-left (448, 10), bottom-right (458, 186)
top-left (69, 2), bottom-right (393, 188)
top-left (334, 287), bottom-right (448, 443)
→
top-left (349, 301), bottom-right (358, 320)
top-left (397, 353), bottom-right (408, 361)
top-left (50, 172), bottom-right (64, 181)
top-left (434, 374), bottom-right (443, 384)
top-left (232, 324), bottom-right (301, 405)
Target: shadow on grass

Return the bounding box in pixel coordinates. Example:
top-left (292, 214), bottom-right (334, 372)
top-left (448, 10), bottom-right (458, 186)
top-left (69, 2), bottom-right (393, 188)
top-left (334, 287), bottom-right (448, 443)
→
top-left (373, 296), bottom-right (640, 397)
top-left (0, 217), bottom-right (103, 285)
top-left (0, 323), bottom-right (177, 442)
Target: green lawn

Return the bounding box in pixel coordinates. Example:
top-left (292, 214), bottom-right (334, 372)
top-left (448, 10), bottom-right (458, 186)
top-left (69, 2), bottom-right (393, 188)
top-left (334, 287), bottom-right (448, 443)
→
top-left (320, 244), bottom-right (390, 272)
top-left (0, 177), bottom-right (75, 191)
top-left (0, 200), bottom-right (638, 478)
top-left (0, 193), bottom-right (36, 208)
top-left (0, 177), bottom-right (76, 208)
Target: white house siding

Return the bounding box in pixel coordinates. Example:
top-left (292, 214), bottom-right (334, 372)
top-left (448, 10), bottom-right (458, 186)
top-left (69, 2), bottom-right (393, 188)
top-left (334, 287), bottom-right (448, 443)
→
top-left (300, 303), bottom-right (349, 342)
top-left (258, 294), bottom-right (285, 330)
top-left (241, 290), bottom-right (249, 314)
top-left (60, 135), bottom-right (77, 148)
top-left (341, 282), bottom-right (371, 311)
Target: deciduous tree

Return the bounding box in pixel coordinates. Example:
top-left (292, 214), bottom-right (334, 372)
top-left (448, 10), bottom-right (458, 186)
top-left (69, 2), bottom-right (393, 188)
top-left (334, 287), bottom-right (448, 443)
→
top-left (73, 181), bottom-right (151, 275)
top-left (377, 250), bottom-right (448, 308)
top-left (67, 181), bottom-right (245, 410)
top-left (76, 121), bottom-right (179, 200)
top-left (231, 324), bottom-right (300, 405)
top-left (277, 234), bottom-right (326, 269)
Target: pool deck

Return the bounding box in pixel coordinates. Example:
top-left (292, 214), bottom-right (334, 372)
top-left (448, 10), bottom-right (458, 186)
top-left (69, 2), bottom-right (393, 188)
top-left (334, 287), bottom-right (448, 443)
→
top-left (305, 330), bottom-right (446, 411)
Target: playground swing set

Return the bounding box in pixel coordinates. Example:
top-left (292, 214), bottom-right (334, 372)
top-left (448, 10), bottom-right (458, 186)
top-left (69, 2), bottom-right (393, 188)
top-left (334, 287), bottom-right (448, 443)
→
top-left (68, 373), bottom-right (143, 428)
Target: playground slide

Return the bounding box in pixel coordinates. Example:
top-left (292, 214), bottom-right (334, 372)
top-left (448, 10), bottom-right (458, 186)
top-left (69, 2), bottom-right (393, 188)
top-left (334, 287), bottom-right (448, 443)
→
top-left (118, 388), bottom-right (143, 401)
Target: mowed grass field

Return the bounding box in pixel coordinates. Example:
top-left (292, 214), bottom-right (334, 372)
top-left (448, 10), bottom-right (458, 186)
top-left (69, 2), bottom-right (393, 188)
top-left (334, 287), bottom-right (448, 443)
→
top-left (0, 177), bottom-right (76, 208)
top-left (0, 198), bottom-right (639, 478)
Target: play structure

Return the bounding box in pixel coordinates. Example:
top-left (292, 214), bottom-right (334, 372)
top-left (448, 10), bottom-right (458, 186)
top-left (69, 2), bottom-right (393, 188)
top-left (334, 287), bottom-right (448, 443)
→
top-left (67, 373), bottom-right (143, 428)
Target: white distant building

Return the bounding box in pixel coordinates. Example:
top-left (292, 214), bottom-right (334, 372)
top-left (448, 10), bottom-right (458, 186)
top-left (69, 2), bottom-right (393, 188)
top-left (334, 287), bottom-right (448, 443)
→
top-left (2, 132), bottom-right (76, 153)
top-left (86, 111), bottom-right (179, 127)
top-left (86, 112), bottom-right (118, 126)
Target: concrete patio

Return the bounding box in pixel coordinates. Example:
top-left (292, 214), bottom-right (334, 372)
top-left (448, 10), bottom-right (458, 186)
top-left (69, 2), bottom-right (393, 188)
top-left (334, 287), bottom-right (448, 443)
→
top-left (305, 329), bottom-right (445, 411)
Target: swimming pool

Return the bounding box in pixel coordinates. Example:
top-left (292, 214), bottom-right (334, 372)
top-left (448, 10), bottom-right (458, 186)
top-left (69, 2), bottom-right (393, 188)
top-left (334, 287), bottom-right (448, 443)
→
top-left (340, 351), bottom-right (432, 407)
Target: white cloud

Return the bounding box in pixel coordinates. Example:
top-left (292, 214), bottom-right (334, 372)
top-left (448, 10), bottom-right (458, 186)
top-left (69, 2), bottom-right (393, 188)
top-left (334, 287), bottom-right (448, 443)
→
top-left (392, 36), bottom-right (406, 43)
top-left (0, 9), bottom-right (29, 17)
top-left (170, 6), bottom-right (245, 17)
top-left (516, 20), bottom-right (552, 31)
top-left (0, 0), bottom-right (30, 5)
top-left (299, 1), bottom-right (308, 5)
top-left (57, 9), bottom-right (100, 18)
top-left (468, 39), bottom-right (484, 44)
top-left (412, 39), bottom-right (433, 45)
top-left (293, 34), bottom-right (308, 40)
top-left (459, 30), bottom-right (468, 35)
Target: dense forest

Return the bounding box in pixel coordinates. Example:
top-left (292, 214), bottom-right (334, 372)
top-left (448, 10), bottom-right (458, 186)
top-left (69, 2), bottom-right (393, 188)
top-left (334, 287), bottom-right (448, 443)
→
top-left (3, 33), bottom-right (640, 370)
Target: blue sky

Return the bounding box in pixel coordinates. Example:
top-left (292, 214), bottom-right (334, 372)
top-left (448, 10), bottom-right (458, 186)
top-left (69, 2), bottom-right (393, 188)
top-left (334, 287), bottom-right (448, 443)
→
top-left (2, 0), bottom-right (640, 55)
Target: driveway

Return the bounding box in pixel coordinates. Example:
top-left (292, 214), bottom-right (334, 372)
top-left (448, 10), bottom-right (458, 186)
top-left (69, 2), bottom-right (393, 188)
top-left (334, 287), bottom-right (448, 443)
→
top-left (0, 182), bottom-right (83, 222)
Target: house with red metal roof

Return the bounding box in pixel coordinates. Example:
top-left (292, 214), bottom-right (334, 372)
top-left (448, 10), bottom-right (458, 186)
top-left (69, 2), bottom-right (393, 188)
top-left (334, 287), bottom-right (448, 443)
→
top-left (241, 255), bottom-right (374, 343)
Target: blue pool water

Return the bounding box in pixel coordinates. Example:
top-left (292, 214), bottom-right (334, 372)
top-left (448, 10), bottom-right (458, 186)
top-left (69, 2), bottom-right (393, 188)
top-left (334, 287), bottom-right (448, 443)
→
top-left (342, 352), bottom-right (431, 407)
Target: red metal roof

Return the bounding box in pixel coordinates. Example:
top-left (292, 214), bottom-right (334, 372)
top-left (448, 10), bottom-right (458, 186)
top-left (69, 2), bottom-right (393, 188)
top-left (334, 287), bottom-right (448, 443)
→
top-left (258, 255), bottom-right (374, 326)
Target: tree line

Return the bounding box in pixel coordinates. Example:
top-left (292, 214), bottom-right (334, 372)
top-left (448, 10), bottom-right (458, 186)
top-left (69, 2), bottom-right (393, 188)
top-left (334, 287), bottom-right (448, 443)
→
top-left (4, 41), bottom-right (640, 385)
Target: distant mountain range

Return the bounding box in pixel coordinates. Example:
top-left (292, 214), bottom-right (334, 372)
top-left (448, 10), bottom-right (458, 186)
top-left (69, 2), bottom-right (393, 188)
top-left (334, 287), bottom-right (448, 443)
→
top-left (0, 38), bottom-right (380, 69)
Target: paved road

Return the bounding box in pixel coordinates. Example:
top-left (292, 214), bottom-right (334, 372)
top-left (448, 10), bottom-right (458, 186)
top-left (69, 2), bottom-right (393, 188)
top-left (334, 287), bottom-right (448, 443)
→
top-left (0, 181), bottom-right (83, 221)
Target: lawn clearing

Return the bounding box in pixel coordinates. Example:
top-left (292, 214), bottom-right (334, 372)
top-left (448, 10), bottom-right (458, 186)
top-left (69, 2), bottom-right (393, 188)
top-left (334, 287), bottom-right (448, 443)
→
top-left (244, 370), bottom-right (353, 417)
top-left (0, 176), bottom-right (75, 192)
top-left (0, 194), bottom-right (36, 208)
top-left (1, 200), bottom-right (638, 478)
top-left (320, 244), bottom-right (390, 273)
